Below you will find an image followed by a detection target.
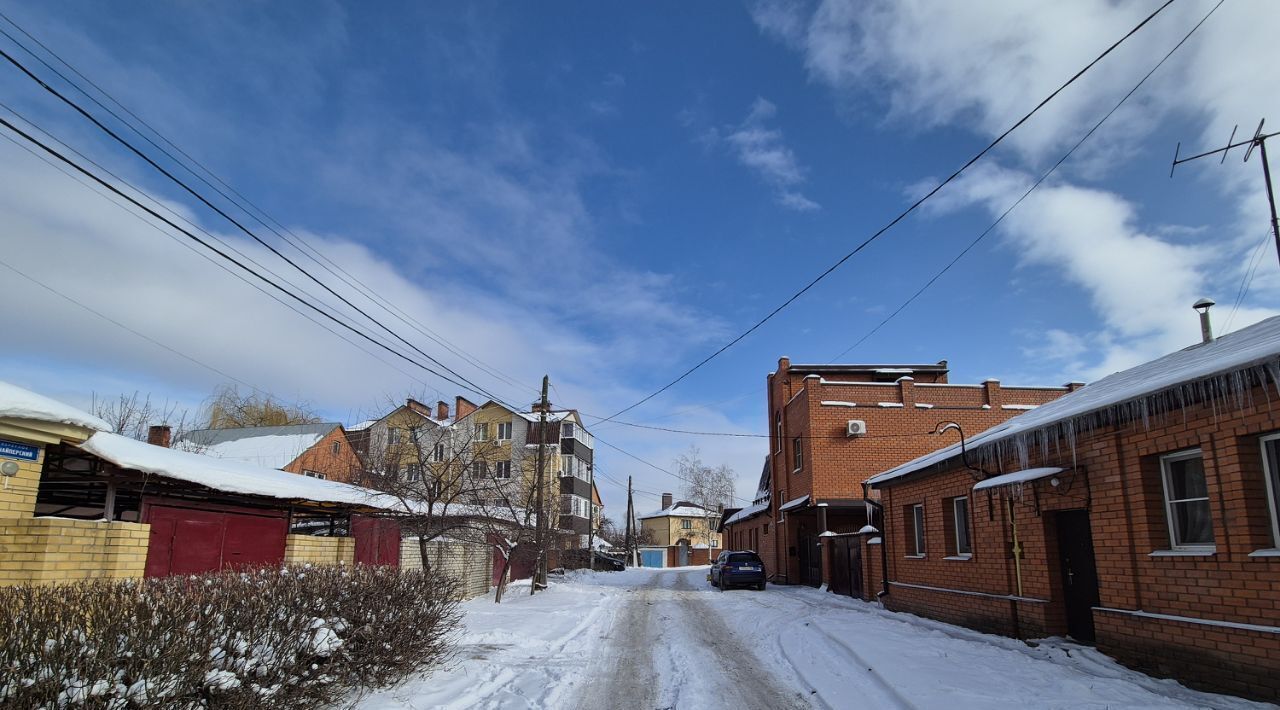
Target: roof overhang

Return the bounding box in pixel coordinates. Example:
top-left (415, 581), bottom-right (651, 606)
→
top-left (779, 494), bottom-right (810, 512)
top-left (973, 467), bottom-right (1064, 491)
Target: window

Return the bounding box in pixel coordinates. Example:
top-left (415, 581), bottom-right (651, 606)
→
top-left (388, 427), bottom-right (401, 445)
top-left (792, 437), bottom-right (803, 472)
top-left (475, 423), bottom-right (489, 441)
top-left (1262, 434), bottom-right (1280, 547)
top-left (952, 496), bottom-right (972, 556)
top-left (496, 421), bottom-right (513, 441)
top-left (302, 469), bottom-right (326, 480)
top-left (682, 519), bottom-right (692, 530)
top-left (494, 460), bottom-right (512, 479)
top-left (561, 455), bottom-right (576, 478)
top-left (1160, 450), bottom-right (1214, 548)
top-left (472, 461), bottom-right (488, 478)
top-left (711, 538), bottom-right (719, 548)
top-left (562, 423), bottom-right (575, 439)
top-left (560, 494), bottom-right (572, 515)
top-left (763, 522), bottom-right (770, 535)
top-left (907, 503), bottom-right (925, 556)
top-left (405, 464), bottom-right (422, 483)
top-left (432, 443), bottom-right (445, 462)
top-left (775, 412), bottom-right (782, 452)
top-left (331, 441), bottom-right (340, 456)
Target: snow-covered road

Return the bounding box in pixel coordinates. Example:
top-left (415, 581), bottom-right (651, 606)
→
top-left (358, 568), bottom-right (1268, 710)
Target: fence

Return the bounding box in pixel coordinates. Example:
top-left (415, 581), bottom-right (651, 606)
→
top-left (400, 537), bottom-right (492, 600)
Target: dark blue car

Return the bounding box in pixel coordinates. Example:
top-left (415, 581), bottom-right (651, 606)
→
top-left (711, 550), bottom-right (766, 590)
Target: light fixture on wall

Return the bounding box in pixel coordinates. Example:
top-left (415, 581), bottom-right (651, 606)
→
top-left (0, 461), bottom-right (18, 477)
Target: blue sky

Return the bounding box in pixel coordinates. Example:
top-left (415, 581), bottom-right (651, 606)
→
top-left (0, 1), bottom-right (1276, 514)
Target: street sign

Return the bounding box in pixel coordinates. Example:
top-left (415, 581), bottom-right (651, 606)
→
top-left (0, 439), bottom-right (39, 461)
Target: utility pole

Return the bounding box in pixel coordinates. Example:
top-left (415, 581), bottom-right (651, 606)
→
top-left (625, 475), bottom-right (637, 567)
top-left (1172, 119), bottom-right (1280, 266)
top-left (531, 375), bottom-right (549, 595)
top-left (586, 459), bottom-right (596, 571)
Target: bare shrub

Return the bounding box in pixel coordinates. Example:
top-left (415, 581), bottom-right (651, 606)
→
top-left (0, 565), bottom-right (460, 709)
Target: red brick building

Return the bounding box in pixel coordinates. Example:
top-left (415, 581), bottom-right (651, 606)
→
top-left (864, 317), bottom-right (1280, 703)
top-left (724, 358), bottom-right (1072, 586)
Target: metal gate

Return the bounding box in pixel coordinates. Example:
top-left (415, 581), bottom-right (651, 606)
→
top-left (143, 501), bottom-right (287, 577)
top-left (828, 535), bottom-right (863, 598)
top-left (352, 515), bottom-right (401, 567)
top-left (798, 532), bottom-right (822, 587)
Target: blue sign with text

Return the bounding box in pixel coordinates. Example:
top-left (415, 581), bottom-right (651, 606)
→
top-left (0, 439), bottom-right (39, 461)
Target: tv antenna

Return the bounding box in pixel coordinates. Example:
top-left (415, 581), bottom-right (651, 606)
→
top-left (1171, 119), bottom-right (1280, 266)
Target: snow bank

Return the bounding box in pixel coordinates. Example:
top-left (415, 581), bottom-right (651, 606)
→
top-left (0, 380), bottom-right (109, 432)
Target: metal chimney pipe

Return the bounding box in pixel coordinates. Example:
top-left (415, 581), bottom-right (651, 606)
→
top-left (1193, 297), bottom-right (1216, 344)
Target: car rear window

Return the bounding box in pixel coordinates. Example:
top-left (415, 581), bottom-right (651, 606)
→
top-left (727, 553), bottom-right (761, 564)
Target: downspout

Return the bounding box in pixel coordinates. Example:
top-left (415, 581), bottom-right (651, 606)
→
top-left (1008, 496), bottom-right (1024, 597)
top-left (862, 481), bottom-right (890, 598)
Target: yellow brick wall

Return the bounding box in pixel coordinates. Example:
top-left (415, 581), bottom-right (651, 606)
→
top-left (400, 537), bottom-right (492, 599)
top-left (0, 449), bottom-right (44, 516)
top-left (283, 534), bottom-right (355, 566)
top-left (0, 517), bottom-right (150, 586)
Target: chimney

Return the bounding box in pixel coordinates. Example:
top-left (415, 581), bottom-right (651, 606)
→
top-left (1194, 297), bottom-right (1215, 344)
top-left (661, 492), bottom-right (673, 510)
top-left (436, 400), bottom-right (449, 421)
top-left (147, 425), bottom-right (171, 448)
top-left (454, 396), bottom-right (478, 421)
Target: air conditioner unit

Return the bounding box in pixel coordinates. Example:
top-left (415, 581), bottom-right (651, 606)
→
top-left (846, 420), bottom-right (867, 437)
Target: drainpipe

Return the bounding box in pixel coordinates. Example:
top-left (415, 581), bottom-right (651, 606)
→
top-left (1008, 496), bottom-right (1024, 597)
top-left (862, 481), bottom-right (890, 598)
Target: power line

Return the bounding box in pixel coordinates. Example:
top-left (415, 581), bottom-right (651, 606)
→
top-left (591, 433), bottom-right (752, 504)
top-left (0, 13), bottom-right (541, 401)
top-left (0, 45), bottom-right (522, 410)
top-left (830, 0), bottom-right (1224, 363)
top-left (0, 111), bottom-right (439, 390)
top-left (599, 0), bottom-right (1178, 423)
top-left (0, 115), bottom-right (520, 405)
top-left (1224, 228), bottom-right (1273, 332)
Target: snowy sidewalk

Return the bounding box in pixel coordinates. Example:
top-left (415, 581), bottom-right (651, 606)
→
top-left (356, 568), bottom-right (1268, 710)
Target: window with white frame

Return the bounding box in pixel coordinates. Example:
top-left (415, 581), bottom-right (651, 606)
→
top-left (952, 496), bottom-right (972, 556)
top-left (303, 469), bottom-right (326, 480)
top-left (775, 411), bottom-right (782, 453)
top-left (711, 538), bottom-right (719, 548)
top-left (681, 518), bottom-right (692, 530)
top-left (909, 503), bottom-right (926, 556)
top-left (1160, 449), bottom-right (1214, 548)
top-left (792, 437), bottom-right (803, 472)
top-left (472, 460), bottom-right (488, 478)
top-left (388, 427), bottom-right (401, 445)
top-left (474, 422), bottom-right (489, 441)
top-left (331, 441), bottom-right (340, 456)
top-left (494, 460), bottom-right (512, 479)
top-left (1262, 433), bottom-right (1280, 547)
top-left (405, 464), bottom-right (422, 482)
top-left (496, 421), bottom-right (513, 441)
top-left (432, 443), bottom-right (445, 462)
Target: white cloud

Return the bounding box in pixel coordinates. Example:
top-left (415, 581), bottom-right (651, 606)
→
top-left (750, 0), bottom-right (1280, 377)
top-left (718, 97), bottom-right (820, 211)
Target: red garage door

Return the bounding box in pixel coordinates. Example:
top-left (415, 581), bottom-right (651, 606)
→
top-left (352, 515), bottom-right (400, 567)
top-left (144, 502), bottom-right (288, 577)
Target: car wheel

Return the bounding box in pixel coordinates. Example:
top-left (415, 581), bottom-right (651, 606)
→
top-left (757, 581), bottom-right (766, 591)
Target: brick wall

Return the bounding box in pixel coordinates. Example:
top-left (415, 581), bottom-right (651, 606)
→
top-left (756, 358), bottom-right (1070, 584)
top-left (0, 517), bottom-right (149, 586)
top-left (283, 534), bottom-right (355, 566)
top-left (871, 382), bottom-right (1280, 703)
top-left (285, 427), bottom-right (362, 482)
top-left (0, 450), bottom-right (43, 516)
top-left (400, 537), bottom-right (493, 600)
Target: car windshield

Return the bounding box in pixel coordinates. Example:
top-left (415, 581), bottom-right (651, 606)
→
top-left (726, 553), bottom-right (761, 564)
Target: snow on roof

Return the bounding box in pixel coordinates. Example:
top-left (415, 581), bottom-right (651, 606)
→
top-left (0, 380), bottom-right (110, 432)
top-left (779, 494), bottom-right (810, 512)
top-left (80, 432), bottom-right (393, 510)
top-left (637, 502), bottom-right (714, 520)
top-left (869, 316), bottom-right (1280, 487)
top-left (724, 501), bottom-right (768, 526)
top-left (347, 419), bottom-right (378, 431)
top-left (513, 410), bottom-right (576, 424)
top-left (972, 467), bottom-right (1063, 491)
top-left (177, 424), bottom-right (337, 469)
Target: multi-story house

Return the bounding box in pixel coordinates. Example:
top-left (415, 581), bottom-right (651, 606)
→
top-left (638, 493), bottom-right (722, 567)
top-left (724, 358), bottom-right (1073, 586)
top-left (175, 423), bottom-right (361, 482)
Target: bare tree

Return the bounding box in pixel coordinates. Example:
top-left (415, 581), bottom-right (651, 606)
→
top-left (202, 384), bottom-right (320, 429)
top-left (675, 446), bottom-right (735, 551)
top-left (350, 406), bottom-right (556, 604)
top-left (91, 391), bottom-right (193, 442)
